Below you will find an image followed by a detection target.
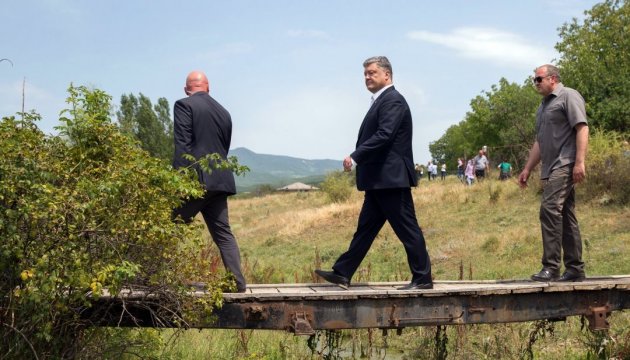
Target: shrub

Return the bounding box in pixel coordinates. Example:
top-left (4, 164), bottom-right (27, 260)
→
top-left (320, 171), bottom-right (354, 203)
top-left (0, 85), bottom-right (228, 358)
top-left (254, 184), bottom-right (276, 197)
top-left (579, 130), bottom-right (630, 205)
top-left (488, 183), bottom-right (502, 204)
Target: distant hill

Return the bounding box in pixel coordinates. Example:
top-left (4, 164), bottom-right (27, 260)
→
top-left (228, 147), bottom-right (341, 192)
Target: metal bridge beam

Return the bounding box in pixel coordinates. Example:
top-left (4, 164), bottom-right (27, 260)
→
top-left (204, 289), bottom-right (626, 334)
top-left (87, 278), bottom-right (630, 334)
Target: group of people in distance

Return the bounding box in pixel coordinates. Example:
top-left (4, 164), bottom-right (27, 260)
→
top-left (175, 57), bottom-right (588, 293)
top-left (415, 151), bottom-right (513, 186)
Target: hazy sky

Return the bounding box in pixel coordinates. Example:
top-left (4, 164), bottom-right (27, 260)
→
top-left (1, 0), bottom-right (598, 162)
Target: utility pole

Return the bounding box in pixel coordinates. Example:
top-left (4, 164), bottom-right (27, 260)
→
top-left (22, 77), bottom-right (26, 120)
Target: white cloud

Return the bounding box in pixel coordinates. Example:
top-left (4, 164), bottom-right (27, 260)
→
top-left (287, 29), bottom-right (330, 40)
top-left (407, 27), bottom-right (556, 69)
top-left (544, 0), bottom-right (592, 18)
top-left (396, 81), bottom-right (428, 109)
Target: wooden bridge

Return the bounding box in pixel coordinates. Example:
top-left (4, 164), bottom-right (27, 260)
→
top-left (92, 275), bottom-right (630, 335)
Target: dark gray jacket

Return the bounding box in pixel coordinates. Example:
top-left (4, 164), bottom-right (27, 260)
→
top-left (172, 91), bottom-right (236, 195)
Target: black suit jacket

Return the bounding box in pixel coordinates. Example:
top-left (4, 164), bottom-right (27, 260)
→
top-left (172, 91), bottom-right (236, 195)
top-left (351, 86), bottom-right (417, 191)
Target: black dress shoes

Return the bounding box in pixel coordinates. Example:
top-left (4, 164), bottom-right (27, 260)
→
top-left (315, 269), bottom-right (350, 289)
top-left (531, 268), bottom-right (560, 282)
top-left (557, 271), bottom-right (585, 282)
top-left (397, 281), bottom-right (433, 290)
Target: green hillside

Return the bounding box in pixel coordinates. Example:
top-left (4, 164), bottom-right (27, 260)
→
top-left (229, 147), bottom-right (340, 191)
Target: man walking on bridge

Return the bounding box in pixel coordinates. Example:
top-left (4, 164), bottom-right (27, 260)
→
top-left (316, 56), bottom-right (433, 291)
top-left (519, 64), bottom-right (589, 283)
top-left (172, 71), bottom-right (246, 293)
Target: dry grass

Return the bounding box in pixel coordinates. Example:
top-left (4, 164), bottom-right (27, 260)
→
top-left (173, 176), bottom-right (630, 359)
top-left (222, 176), bottom-right (630, 284)
top-left (231, 192), bottom-right (360, 238)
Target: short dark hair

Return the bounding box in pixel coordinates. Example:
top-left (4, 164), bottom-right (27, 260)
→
top-left (539, 64), bottom-right (561, 82)
top-left (363, 56), bottom-right (392, 76)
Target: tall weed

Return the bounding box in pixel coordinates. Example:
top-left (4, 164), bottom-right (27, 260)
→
top-left (580, 130), bottom-right (630, 205)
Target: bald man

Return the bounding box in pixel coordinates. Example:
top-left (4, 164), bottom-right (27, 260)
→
top-left (172, 71), bottom-right (246, 293)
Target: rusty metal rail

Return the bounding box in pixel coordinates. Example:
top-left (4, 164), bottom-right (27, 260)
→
top-left (91, 276), bottom-right (630, 335)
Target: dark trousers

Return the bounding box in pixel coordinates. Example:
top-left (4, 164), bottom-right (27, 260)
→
top-left (173, 191), bottom-right (246, 291)
top-left (332, 188), bottom-right (432, 284)
top-left (539, 165), bottom-right (584, 275)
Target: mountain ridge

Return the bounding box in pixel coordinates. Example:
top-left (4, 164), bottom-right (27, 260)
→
top-left (228, 147), bottom-right (341, 192)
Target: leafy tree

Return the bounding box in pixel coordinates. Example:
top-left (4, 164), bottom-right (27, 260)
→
top-left (117, 92), bottom-right (138, 135)
top-left (428, 120), bottom-right (471, 165)
top-left (556, 0), bottom-right (629, 132)
top-left (430, 78), bottom-right (539, 169)
top-left (116, 93), bottom-right (174, 161)
top-left (155, 97), bottom-right (174, 157)
top-left (0, 85), bottom-right (231, 358)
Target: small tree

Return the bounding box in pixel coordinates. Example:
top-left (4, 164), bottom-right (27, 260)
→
top-left (0, 85), bottom-right (231, 358)
top-left (116, 93), bottom-right (174, 162)
top-left (321, 171), bottom-right (354, 203)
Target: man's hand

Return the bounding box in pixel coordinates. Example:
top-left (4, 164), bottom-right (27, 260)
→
top-left (519, 141), bottom-right (541, 189)
top-left (573, 162), bottom-right (586, 184)
top-left (518, 169), bottom-right (530, 189)
top-left (343, 156), bottom-right (353, 172)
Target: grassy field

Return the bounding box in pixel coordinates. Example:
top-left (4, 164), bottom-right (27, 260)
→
top-left (163, 176), bottom-right (630, 359)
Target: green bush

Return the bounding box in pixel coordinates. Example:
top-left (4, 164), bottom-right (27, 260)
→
top-left (320, 171), bottom-right (354, 203)
top-left (579, 130), bottom-right (630, 205)
top-left (254, 184), bottom-right (276, 197)
top-left (0, 85), bottom-right (229, 359)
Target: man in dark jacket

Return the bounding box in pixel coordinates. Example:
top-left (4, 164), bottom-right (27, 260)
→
top-left (316, 57), bottom-right (433, 290)
top-left (172, 71), bottom-right (246, 293)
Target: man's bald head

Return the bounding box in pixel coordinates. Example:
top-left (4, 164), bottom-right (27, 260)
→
top-left (184, 71), bottom-right (209, 95)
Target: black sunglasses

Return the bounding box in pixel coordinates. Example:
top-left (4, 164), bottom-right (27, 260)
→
top-left (533, 75), bottom-right (552, 84)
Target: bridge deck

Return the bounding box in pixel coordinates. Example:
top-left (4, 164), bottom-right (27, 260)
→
top-left (202, 276), bottom-right (630, 334)
top-left (225, 276), bottom-right (630, 299)
top-left (96, 276), bottom-right (630, 335)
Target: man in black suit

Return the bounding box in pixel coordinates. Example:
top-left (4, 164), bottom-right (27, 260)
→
top-left (316, 56), bottom-right (433, 290)
top-left (172, 71), bottom-right (246, 293)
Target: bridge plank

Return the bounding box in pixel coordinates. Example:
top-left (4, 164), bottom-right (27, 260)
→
top-left (221, 276), bottom-right (630, 301)
top-left (99, 276), bottom-right (629, 301)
